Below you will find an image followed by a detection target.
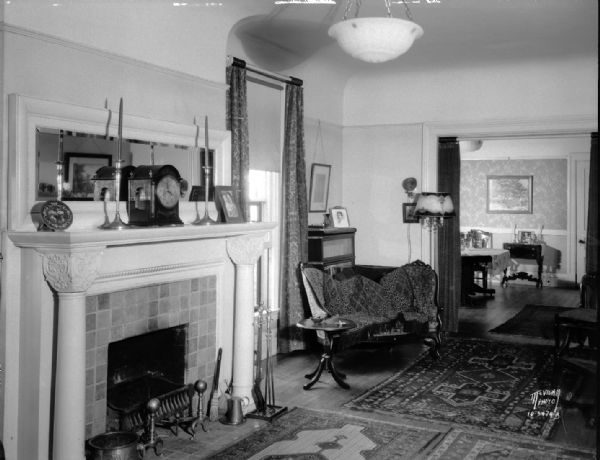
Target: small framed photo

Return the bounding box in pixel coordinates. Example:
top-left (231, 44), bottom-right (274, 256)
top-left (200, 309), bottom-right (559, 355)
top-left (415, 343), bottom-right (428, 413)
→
top-left (518, 230), bottom-right (535, 244)
top-left (214, 186), bottom-right (244, 223)
top-left (403, 203), bottom-right (419, 223)
top-left (309, 163), bottom-right (331, 212)
top-left (64, 153), bottom-right (112, 200)
top-left (329, 206), bottom-right (349, 228)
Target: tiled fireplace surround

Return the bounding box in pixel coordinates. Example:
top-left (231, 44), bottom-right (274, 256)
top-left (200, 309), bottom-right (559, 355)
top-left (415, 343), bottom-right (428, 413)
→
top-left (84, 276), bottom-right (217, 438)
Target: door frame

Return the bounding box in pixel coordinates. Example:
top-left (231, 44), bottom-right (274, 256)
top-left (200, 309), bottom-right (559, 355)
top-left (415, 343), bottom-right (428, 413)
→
top-left (571, 153), bottom-right (590, 282)
top-left (422, 115), bottom-right (596, 273)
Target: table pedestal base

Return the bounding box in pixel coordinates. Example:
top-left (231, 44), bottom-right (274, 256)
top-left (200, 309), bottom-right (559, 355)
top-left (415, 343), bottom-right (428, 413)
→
top-left (303, 349), bottom-right (349, 390)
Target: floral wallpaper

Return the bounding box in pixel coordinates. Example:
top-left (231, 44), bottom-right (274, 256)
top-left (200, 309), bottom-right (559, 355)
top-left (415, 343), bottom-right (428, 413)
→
top-left (460, 159), bottom-right (567, 230)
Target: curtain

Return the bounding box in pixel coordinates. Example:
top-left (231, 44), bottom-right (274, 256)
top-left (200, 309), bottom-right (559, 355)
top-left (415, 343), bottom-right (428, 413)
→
top-left (226, 59), bottom-right (249, 220)
top-left (278, 83), bottom-right (309, 353)
top-left (437, 137), bottom-right (461, 333)
top-left (585, 132), bottom-right (598, 275)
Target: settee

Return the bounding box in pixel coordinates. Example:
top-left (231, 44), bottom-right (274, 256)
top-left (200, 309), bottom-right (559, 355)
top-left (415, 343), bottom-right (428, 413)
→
top-left (300, 259), bottom-right (443, 358)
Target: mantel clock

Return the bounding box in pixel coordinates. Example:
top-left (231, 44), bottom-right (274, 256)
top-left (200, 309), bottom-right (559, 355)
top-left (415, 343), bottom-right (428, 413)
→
top-left (128, 164), bottom-right (184, 226)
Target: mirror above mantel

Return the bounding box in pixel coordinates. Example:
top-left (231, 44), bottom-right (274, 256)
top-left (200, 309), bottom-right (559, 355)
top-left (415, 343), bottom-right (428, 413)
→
top-left (36, 128), bottom-right (197, 201)
top-left (8, 94), bottom-right (232, 231)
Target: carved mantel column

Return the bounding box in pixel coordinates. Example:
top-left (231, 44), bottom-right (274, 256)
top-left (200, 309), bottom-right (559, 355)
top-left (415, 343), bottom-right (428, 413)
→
top-left (41, 249), bottom-right (103, 460)
top-left (226, 234), bottom-right (266, 406)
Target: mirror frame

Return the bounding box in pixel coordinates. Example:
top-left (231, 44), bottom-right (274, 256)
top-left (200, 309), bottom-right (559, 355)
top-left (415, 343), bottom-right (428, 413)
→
top-left (8, 94), bottom-right (231, 231)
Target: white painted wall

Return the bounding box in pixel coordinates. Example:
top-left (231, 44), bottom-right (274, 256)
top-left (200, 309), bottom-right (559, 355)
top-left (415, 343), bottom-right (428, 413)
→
top-left (343, 56), bottom-right (598, 126)
top-left (341, 56), bottom-right (597, 267)
top-left (343, 124), bottom-right (424, 266)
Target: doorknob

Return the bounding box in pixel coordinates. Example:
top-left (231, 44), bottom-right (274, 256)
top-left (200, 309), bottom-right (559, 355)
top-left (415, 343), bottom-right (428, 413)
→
top-left (578, 239), bottom-right (586, 244)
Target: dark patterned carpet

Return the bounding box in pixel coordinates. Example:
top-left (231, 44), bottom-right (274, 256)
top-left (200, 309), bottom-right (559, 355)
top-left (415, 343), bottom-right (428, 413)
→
top-left (345, 337), bottom-right (561, 439)
top-left (489, 304), bottom-right (572, 339)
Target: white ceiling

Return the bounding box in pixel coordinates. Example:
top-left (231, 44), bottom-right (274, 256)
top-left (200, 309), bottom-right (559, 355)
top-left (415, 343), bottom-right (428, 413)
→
top-left (229, 0), bottom-right (598, 77)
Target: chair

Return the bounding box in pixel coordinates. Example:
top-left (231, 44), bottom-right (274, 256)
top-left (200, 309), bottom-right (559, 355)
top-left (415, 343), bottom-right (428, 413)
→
top-left (553, 273), bottom-right (597, 427)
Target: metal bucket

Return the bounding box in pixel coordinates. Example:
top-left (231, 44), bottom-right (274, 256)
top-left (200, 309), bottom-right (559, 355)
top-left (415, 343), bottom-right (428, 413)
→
top-left (88, 431), bottom-right (143, 460)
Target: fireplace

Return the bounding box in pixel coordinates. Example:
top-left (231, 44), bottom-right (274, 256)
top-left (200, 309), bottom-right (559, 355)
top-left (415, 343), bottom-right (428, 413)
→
top-left (4, 93), bottom-right (275, 460)
top-left (7, 223), bottom-right (273, 460)
top-left (106, 325), bottom-right (187, 431)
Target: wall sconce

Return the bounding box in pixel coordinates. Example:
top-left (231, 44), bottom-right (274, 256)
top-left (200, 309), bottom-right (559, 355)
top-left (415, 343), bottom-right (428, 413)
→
top-left (414, 192), bottom-right (455, 231)
top-left (402, 177), bottom-right (417, 201)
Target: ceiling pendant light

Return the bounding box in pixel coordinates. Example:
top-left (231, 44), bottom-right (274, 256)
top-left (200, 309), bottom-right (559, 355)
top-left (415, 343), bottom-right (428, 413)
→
top-left (328, 0), bottom-right (423, 63)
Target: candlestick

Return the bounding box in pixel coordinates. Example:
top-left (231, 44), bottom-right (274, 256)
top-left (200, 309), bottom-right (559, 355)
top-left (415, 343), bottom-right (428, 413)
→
top-left (56, 161), bottom-right (63, 201)
top-left (191, 116), bottom-right (217, 225)
top-left (56, 130), bottom-right (64, 200)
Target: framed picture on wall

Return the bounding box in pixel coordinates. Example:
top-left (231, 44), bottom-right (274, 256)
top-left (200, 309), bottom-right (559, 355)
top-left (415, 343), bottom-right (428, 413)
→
top-left (486, 175), bottom-right (533, 214)
top-left (309, 163), bottom-right (331, 212)
top-left (402, 203), bottom-right (419, 223)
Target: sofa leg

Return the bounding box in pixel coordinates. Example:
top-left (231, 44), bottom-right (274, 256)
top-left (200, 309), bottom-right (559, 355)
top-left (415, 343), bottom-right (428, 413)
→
top-left (424, 337), bottom-right (441, 359)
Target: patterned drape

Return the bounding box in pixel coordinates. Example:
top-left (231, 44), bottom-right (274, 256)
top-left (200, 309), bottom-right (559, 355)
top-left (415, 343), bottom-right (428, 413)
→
top-left (437, 137), bottom-right (461, 333)
top-left (278, 83), bottom-right (309, 353)
top-left (226, 60), bottom-right (249, 220)
top-left (585, 132), bottom-right (598, 275)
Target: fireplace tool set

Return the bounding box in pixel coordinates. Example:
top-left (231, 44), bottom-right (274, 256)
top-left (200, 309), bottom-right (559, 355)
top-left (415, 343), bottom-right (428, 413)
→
top-left (247, 304), bottom-right (288, 422)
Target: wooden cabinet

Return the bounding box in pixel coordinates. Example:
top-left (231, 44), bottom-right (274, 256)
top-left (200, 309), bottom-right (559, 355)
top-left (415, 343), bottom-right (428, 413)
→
top-left (308, 227), bottom-right (356, 272)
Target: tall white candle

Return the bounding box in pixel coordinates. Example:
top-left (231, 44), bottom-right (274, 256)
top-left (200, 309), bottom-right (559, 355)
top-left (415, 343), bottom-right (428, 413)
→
top-left (117, 98), bottom-right (123, 161)
top-left (204, 115), bottom-right (209, 173)
top-left (57, 129), bottom-right (63, 162)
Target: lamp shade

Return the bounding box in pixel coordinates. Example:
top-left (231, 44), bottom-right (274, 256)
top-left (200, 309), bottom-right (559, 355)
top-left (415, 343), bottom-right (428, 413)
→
top-left (414, 192), bottom-right (455, 218)
top-left (328, 17), bottom-right (423, 63)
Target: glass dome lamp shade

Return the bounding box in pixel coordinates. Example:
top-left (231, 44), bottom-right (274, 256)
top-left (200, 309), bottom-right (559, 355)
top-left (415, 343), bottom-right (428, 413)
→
top-left (414, 192), bottom-right (455, 231)
top-left (328, 0), bottom-right (423, 64)
top-left (328, 17), bottom-right (423, 63)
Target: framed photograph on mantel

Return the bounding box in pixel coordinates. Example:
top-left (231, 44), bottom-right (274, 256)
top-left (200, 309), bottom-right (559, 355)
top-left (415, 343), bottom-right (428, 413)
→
top-left (486, 175), bottom-right (533, 214)
top-left (309, 163), bottom-right (331, 212)
top-left (214, 186), bottom-right (244, 223)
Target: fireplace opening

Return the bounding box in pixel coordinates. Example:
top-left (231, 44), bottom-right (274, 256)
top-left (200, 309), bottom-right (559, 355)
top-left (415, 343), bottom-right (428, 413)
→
top-left (107, 325), bottom-right (188, 430)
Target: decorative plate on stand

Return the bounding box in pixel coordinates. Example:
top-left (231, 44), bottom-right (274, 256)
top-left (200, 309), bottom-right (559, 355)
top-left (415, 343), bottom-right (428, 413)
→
top-left (39, 200), bottom-right (73, 231)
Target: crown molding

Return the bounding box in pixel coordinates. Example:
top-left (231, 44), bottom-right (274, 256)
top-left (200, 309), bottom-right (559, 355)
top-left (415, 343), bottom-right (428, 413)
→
top-left (0, 22), bottom-right (228, 92)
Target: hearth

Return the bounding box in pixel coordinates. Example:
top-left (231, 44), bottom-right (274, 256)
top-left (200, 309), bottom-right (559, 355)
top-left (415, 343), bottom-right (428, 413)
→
top-left (106, 325), bottom-right (188, 431)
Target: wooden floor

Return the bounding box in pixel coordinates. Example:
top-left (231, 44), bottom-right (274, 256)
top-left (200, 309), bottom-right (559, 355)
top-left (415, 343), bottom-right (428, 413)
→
top-left (151, 281), bottom-right (597, 459)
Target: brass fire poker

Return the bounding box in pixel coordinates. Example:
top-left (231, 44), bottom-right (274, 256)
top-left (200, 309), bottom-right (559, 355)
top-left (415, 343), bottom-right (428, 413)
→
top-left (192, 116), bottom-right (217, 226)
top-left (101, 98), bottom-right (129, 230)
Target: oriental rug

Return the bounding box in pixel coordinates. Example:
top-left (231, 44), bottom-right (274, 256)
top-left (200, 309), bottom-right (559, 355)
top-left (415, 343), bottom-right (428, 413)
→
top-left (207, 407), bottom-right (595, 460)
top-left (489, 304), bottom-right (572, 339)
top-left (210, 407), bottom-right (442, 459)
top-left (345, 337), bottom-right (560, 439)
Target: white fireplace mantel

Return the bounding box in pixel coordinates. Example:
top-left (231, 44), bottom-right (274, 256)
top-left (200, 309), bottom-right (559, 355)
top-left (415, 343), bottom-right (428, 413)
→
top-left (6, 222), bottom-right (275, 460)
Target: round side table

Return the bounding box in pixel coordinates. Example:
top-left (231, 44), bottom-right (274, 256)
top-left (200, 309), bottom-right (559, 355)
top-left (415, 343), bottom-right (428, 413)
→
top-left (296, 317), bottom-right (356, 390)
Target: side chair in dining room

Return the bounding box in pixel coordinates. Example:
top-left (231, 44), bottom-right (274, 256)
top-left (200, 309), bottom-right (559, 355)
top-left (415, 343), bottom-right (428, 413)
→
top-left (553, 273), bottom-right (597, 428)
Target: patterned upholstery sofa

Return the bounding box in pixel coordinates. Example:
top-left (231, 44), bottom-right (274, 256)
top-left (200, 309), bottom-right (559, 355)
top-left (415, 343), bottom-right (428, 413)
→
top-left (300, 259), bottom-right (443, 358)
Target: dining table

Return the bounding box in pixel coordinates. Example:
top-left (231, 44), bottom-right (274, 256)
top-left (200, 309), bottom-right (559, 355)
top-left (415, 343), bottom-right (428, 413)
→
top-left (461, 247), bottom-right (511, 301)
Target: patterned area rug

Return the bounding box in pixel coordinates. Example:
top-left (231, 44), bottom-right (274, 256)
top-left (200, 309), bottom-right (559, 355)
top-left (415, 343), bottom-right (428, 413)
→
top-left (345, 337), bottom-right (560, 439)
top-left (427, 429), bottom-right (596, 459)
top-left (210, 407), bottom-right (441, 459)
top-left (489, 304), bottom-right (572, 339)
top-left (209, 407), bottom-right (595, 460)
